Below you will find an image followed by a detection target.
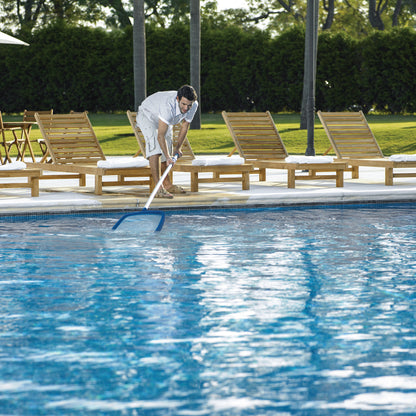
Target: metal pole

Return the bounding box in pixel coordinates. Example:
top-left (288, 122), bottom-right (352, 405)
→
top-left (190, 0), bottom-right (201, 129)
top-left (305, 0), bottom-right (319, 156)
top-left (133, 0), bottom-right (146, 110)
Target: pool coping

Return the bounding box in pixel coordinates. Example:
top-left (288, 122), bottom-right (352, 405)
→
top-left (1, 162), bottom-right (416, 216)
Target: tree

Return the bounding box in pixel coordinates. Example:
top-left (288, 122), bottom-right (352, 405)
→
top-left (230, 0), bottom-right (416, 36)
top-left (324, 0), bottom-right (371, 37)
top-left (391, 0), bottom-right (416, 26)
top-left (0, 0), bottom-right (106, 34)
top-left (246, 0), bottom-right (307, 32)
top-left (104, 0), bottom-right (132, 27)
top-left (368, 0), bottom-right (388, 30)
top-left (0, 0), bottom-right (192, 34)
top-left (321, 0), bottom-right (335, 29)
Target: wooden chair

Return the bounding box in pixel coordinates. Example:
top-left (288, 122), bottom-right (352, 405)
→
top-left (318, 111), bottom-right (416, 185)
top-left (22, 109), bottom-right (53, 161)
top-left (127, 110), bottom-right (253, 192)
top-left (222, 111), bottom-right (347, 188)
top-left (26, 112), bottom-right (153, 195)
top-left (0, 111), bottom-right (24, 163)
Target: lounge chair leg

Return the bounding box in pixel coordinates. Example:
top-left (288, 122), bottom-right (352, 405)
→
top-left (385, 168), bottom-right (393, 186)
top-left (259, 168), bottom-right (266, 181)
top-left (31, 177), bottom-right (39, 197)
top-left (95, 176), bottom-right (103, 195)
top-left (351, 166), bottom-right (359, 179)
top-left (79, 174), bottom-right (86, 187)
top-left (242, 172), bottom-right (250, 190)
top-left (336, 169), bottom-right (344, 187)
top-left (287, 169), bottom-right (295, 188)
top-left (190, 172), bottom-right (198, 192)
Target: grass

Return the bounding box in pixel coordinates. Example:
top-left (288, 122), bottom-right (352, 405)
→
top-left (3, 112), bottom-right (416, 157)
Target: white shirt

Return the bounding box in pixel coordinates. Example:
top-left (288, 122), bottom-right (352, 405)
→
top-left (138, 91), bottom-right (198, 128)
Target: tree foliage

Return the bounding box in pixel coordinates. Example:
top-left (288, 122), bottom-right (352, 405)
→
top-left (0, 0), bottom-right (192, 34)
top-left (0, 0), bottom-right (107, 34)
top-left (242, 0), bottom-right (416, 36)
top-left (1, 0), bottom-right (416, 38)
top-left (1, 23), bottom-right (416, 114)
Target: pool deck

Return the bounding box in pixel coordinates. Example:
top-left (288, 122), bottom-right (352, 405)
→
top-left (1, 157), bottom-right (416, 216)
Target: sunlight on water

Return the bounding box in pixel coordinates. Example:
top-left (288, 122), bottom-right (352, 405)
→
top-left (0, 204), bottom-right (416, 415)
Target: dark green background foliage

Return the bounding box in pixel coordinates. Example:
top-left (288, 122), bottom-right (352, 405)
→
top-left (1, 24), bottom-right (416, 113)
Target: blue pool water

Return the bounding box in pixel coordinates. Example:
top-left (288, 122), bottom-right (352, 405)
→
top-left (1, 203), bottom-right (416, 415)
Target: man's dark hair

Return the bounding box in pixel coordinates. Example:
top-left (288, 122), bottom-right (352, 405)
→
top-left (177, 85), bottom-right (197, 102)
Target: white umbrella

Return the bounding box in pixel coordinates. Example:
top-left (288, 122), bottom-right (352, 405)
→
top-left (0, 31), bottom-right (29, 46)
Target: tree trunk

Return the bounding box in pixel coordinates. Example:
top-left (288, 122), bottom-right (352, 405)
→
top-left (108, 0), bottom-right (131, 27)
top-left (190, 0), bottom-right (201, 129)
top-left (133, 0), bottom-right (146, 110)
top-left (392, 0), bottom-right (402, 26)
top-left (368, 0), bottom-right (386, 30)
top-left (322, 0), bottom-right (335, 30)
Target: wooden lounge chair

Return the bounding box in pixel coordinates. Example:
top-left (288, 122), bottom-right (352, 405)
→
top-left (127, 110), bottom-right (253, 192)
top-left (26, 112), bottom-right (153, 195)
top-left (222, 111), bottom-right (347, 188)
top-left (318, 111), bottom-right (416, 186)
top-left (0, 162), bottom-right (40, 197)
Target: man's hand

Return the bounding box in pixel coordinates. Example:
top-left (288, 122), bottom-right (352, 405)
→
top-left (167, 152), bottom-right (182, 165)
top-left (174, 148), bottom-right (183, 159)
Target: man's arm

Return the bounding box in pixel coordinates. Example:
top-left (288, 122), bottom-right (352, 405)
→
top-left (157, 119), bottom-right (171, 160)
top-left (174, 121), bottom-right (190, 156)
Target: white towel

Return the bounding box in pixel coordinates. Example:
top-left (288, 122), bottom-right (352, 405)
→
top-left (389, 154), bottom-right (416, 162)
top-left (192, 156), bottom-right (244, 166)
top-left (0, 161), bottom-right (26, 171)
top-left (97, 157), bottom-right (149, 168)
top-left (285, 156), bottom-right (334, 164)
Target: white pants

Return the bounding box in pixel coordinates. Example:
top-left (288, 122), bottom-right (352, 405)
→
top-left (137, 111), bottom-right (172, 162)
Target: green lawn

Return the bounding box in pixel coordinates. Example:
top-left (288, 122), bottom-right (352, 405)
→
top-left (4, 112), bottom-right (416, 157)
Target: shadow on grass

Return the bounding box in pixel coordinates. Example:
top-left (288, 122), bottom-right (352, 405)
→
top-left (385, 143), bottom-right (416, 153)
top-left (279, 128), bottom-right (302, 134)
top-left (99, 134), bottom-right (135, 146)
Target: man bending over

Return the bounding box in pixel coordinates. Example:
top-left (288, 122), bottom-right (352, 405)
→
top-left (137, 85), bottom-right (198, 198)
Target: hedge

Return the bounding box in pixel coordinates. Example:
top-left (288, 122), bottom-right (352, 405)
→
top-left (1, 23), bottom-right (415, 114)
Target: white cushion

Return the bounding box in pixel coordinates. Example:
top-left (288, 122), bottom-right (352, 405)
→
top-left (285, 156), bottom-right (334, 164)
top-left (389, 154), bottom-right (416, 162)
top-left (97, 157), bottom-right (149, 168)
top-left (0, 161), bottom-right (26, 170)
top-left (192, 156), bottom-right (244, 166)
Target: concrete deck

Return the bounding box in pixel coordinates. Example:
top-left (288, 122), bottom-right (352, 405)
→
top-left (1, 157), bottom-right (416, 216)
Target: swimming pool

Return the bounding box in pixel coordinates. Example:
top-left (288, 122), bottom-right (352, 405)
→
top-left (1, 203), bottom-right (416, 415)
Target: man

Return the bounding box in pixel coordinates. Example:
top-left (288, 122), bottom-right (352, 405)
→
top-left (137, 85), bottom-right (198, 198)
